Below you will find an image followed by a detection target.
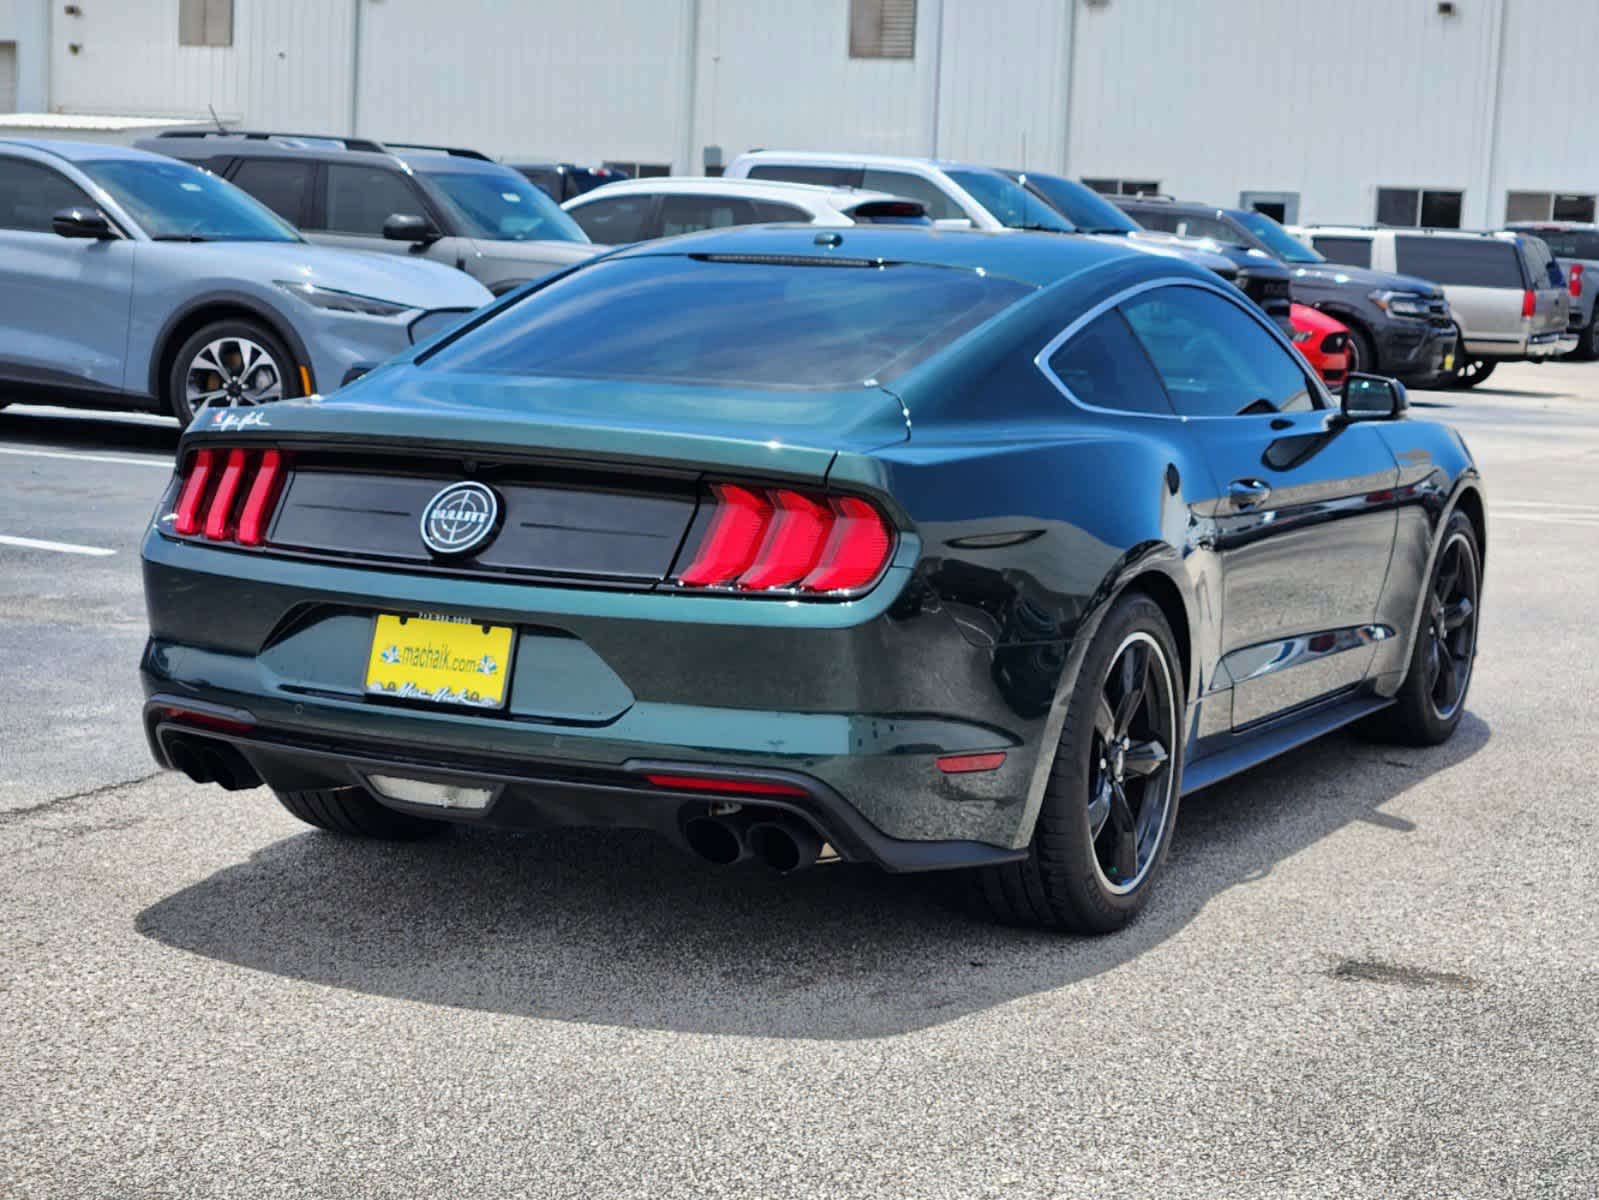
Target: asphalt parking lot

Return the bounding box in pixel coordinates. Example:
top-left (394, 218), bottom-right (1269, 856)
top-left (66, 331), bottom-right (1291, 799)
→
top-left (2, 366), bottom-right (1597, 1199)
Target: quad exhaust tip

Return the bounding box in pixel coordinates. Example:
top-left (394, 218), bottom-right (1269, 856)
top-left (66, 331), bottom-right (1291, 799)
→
top-left (682, 811), bottom-right (824, 872)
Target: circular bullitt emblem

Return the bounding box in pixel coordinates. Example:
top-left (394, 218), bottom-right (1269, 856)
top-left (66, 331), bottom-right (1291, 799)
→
top-left (420, 481), bottom-right (500, 557)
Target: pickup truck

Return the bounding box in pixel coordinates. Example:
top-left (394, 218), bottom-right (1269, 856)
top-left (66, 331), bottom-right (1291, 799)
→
top-left (1505, 221), bottom-right (1599, 359)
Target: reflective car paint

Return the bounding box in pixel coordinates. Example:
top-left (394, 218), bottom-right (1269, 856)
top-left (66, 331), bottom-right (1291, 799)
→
top-left (139, 226), bottom-right (1484, 866)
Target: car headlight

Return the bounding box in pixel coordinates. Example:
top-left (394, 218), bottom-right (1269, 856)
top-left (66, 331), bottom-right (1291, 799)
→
top-left (275, 281), bottom-right (413, 317)
top-left (1369, 289), bottom-right (1429, 318)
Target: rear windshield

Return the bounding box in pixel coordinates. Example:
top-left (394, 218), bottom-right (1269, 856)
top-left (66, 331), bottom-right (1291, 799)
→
top-left (423, 254), bottom-right (1034, 389)
top-left (1395, 236), bottom-right (1526, 288)
top-left (1523, 228), bottom-right (1599, 259)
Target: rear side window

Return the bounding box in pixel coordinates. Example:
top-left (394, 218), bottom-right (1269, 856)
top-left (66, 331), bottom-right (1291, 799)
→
top-left (0, 157), bottom-right (93, 232)
top-left (567, 194), bottom-right (655, 243)
top-left (752, 200), bottom-right (809, 223)
top-left (746, 163), bottom-right (862, 188)
top-left (1394, 236), bottom-right (1525, 288)
top-left (423, 255), bottom-right (1034, 390)
top-left (1311, 235), bottom-right (1373, 269)
top-left (657, 194), bottom-right (761, 237)
top-left (322, 164), bottom-right (425, 235)
top-left (1046, 309), bottom-right (1173, 416)
top-left (1529, 228), bottom-right (1599, 259)
top-left (1123, 285), bottom-right (1316, 418)
top-left (230, 159), bottom-right (315, 227)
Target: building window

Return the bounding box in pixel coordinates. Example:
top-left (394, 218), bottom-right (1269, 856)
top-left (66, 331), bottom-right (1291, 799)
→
top-left (1375, 187), bottom-right (1463, 228)
top-left (179, 0), bottom-right (233, 47)
top-left (1506, 190), bottom-right (1597, 223)
top-left (850, 0), bottom-right (916, 59)
top-left (1082, 178), bottom-right (1162, 197)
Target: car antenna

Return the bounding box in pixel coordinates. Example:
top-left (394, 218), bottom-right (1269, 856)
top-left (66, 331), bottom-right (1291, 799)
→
top-left (208, 104), bottom-right (227, 134)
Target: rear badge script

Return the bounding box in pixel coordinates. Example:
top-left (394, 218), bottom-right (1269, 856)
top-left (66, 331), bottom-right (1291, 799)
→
top-left (420, 481), bottom-right (500, 556)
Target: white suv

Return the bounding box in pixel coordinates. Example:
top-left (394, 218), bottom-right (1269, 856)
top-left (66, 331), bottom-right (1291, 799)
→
top-left (562, 176), bottom-right (927, 244)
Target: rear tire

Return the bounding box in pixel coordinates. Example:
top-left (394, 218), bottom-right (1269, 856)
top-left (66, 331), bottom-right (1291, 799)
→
top-left (980, 594), bottom-right (1185, 934)
top-left (1447, 349), bottom-right (1496, 390)
top-left (1343, 321), bottom-right (1376, 376)
top-left (1575, 316), bottom-right (1599, 361)
top-left (1361, 512), bottom-right (1481, 746)
top-left (274, 786), bottom-right (440, 840)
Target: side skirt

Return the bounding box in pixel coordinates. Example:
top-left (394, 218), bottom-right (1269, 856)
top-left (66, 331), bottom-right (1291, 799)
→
top-left (1180, 692), bottom-right (1393, 797)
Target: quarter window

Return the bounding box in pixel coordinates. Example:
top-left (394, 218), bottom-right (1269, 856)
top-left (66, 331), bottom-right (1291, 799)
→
top-left (1122, 286), bottom-right (1317, 418)
top-left (1394, 236), bottom-right (1525, 288)
top-left (322, 164), bottom-right (426, 236)
top-left (752, 200), bottom-right (810, 223)
top-left (230, 159), bottom-right (314, 227)
top-left (1046, 309), bottom-right (1173, 416)
top-left (0, 157), bottom-right (92, 232)
top-left (747, 164), bottom-right (861, 188)
top-left (566, 194), bottom-right (655, 243)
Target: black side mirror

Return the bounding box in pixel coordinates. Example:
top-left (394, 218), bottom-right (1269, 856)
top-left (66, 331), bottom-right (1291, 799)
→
top-left (52, 207), bottom-right (115, 240)
top-left (382, 213), bottom-right (440, 245)
top-left (1339, 372), bottom-right (1407, 422)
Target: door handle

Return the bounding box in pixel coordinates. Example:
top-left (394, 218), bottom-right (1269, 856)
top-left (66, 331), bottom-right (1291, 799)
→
top-left (1229, 478), bottom-right (1272, 509)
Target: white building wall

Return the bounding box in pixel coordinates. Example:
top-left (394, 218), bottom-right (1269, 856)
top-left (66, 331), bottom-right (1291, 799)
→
top-left (1066, 0), bottom-right (1503, 226)
top-left (0, 0), bottom-right (48, 111)
top-left (1492, 0), bottom-right (1599, 220)
top-left (933, 0), bottom-right (1069, 169)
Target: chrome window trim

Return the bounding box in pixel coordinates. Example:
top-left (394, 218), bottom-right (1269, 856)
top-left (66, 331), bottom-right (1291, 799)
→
top-left (1033, 275), bottom-right (1333, 421)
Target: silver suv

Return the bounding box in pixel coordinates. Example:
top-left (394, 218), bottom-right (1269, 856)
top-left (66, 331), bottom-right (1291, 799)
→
top-left (140, 131), bottom-right (600, 295)
top-left (1292, 224), bottom-right (1575, 387)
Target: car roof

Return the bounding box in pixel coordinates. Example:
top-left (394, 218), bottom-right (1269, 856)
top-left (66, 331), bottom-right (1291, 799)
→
top-left (0, 137), bottom-right (165, 163)
top-left (567, 176), bottom-right (904, 207)
top-left (733, 149), bottom-right (1001, 175)
top-left (600, 221), bottom-right (1184, 288)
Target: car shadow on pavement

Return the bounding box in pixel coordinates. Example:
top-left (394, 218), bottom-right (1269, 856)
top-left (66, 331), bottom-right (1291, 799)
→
top-left (135, 714), bottom-right (1489, 1040)
top-left (0, 407), bottom-right (181, 456)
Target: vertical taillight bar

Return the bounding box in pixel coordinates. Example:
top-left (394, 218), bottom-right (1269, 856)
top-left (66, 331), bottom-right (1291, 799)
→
top-left (172, 449), bottom-right (216, 536)
top-left (236, 451), bottom-right (284, 546)
top-left (170, 447), bottom-right (286, 547)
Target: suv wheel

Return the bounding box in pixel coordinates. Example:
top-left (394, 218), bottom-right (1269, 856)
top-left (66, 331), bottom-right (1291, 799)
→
top-left (167, 319), bottom-right (302, 427)
top-left (1448, 357), bottom-right (1497, 389)
top-left (1343, 322), bottom-right (1375, 375)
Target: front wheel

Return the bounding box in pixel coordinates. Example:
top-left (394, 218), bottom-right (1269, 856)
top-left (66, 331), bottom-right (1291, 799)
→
top-left (1361, 511), bottom-right (1481, 746)
top-left (166, 319), bottom-right (301, 427)
top-left (980, 594), bottom-right (1185, 934)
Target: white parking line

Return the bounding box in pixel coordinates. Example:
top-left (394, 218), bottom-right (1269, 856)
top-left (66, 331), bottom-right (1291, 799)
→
top-left (0, 534), bottom-right (117, 557)
top-left (1492, 512), bottom-right (1599, 527)
top-left (1494, 499), bottom-right (1599, 513)
top-left (0, 445), bottom-right (170, 469)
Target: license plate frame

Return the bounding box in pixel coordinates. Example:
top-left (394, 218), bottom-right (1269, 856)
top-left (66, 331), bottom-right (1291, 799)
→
top-left (365, 612), bottom-right (516, 710)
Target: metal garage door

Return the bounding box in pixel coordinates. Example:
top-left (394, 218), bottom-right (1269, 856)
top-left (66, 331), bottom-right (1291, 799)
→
top-left (0, 44), bottom-right (16, 113)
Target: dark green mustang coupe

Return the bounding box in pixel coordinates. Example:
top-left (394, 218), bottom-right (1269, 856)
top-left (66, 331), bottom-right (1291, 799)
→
top-left (140, 225), bottom-right (1484, 932)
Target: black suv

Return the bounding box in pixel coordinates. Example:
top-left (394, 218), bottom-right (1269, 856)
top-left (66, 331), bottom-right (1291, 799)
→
top-left (1114, 197), bottom-right (1456, 382)
top-left (141, 131), bottom-right (598, 295)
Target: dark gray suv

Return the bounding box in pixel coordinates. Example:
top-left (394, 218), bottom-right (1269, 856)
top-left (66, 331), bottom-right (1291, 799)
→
top-left (141, 131), bottom-right (599, 295)
top-left (1115, 197), bottom-right (1457, 383)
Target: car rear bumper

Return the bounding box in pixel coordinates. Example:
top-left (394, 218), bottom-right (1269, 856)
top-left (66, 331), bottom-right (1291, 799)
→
top-left (1464, 331), bottom-right (1579, 360)
top-left (139, 531), bottom-right (1053, 864)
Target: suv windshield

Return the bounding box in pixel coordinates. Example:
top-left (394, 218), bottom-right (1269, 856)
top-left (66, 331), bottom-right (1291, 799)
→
top-left (81, 158), bottom-right (298, 242)
top-left (1012, 173), bottom-right (1137, 234)
top-left (944, 170), bottom-right (1073, 233)
top-left (423, 254), bottom-right (1034, 389)
top-left (420, 168), bottom-right (589, 243)
top-left (1236, 210), bottom-right (1323, 264)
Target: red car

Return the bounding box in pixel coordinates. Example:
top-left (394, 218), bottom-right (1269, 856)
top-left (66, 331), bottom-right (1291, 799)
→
top-left (1289, 303), bottom-right (1350, 386)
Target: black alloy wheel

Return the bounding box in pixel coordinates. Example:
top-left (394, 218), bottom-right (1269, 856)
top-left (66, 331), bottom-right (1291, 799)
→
top-left (1362, 511), bottom-right (1481, 746)
top-left (981, 593), bottom-right (1183, 933)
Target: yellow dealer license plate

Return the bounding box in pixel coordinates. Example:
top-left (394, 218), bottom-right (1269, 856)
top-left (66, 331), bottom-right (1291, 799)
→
top-left (366, 613), bottom-right (514, 709)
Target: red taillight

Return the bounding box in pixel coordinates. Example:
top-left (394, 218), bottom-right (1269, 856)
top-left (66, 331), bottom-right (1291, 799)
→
top-left (739, 489), bottom-right (831, 590)
top-left (1522, 289), bottom-right (1537, 319)
top-left (673, 483), bottom-right (894, 596)
top-left (203, 449), bottom-right (250, 541)
top-left (643, 773), bottom-right (809, 799)
top-left (171, 448), bottom-right (216, 536)
top-left (236, 450), bottom-right (284, 546)
top-left (1570, 263), bottom-right (1584, 298)
top-left (677, 484), bottom-right (771, 586)
top-left (161, 705), bottom-right (255, 735)
top-left (171, 446), bottom-right (286, 547)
